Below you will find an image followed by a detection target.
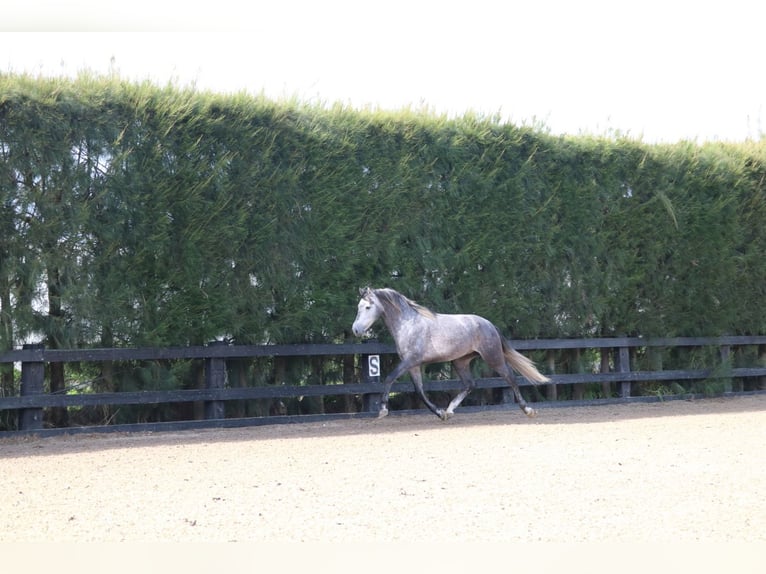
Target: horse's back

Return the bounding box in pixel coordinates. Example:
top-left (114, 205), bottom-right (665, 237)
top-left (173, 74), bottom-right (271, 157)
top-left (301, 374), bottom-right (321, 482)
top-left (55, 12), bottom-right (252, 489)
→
top-left (437, 312), bottom-right (497, 334)
top-left (418, 312), bottom-right (500, 362)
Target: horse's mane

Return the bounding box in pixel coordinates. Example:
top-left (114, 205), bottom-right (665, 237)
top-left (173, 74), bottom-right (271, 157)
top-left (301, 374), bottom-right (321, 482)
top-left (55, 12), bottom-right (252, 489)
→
top-left (372, 288), bottom-right (436, 320)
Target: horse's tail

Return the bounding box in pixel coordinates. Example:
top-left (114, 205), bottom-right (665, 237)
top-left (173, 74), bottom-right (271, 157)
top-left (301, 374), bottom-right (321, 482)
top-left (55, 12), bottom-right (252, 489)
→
top-left (501, 336), bottom-right (550, 384)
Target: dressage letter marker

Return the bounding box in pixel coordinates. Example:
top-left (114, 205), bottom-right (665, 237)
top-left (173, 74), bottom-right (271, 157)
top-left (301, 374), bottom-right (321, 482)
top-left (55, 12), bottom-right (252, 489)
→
top-left (361, 351), bottom-right (382, 413)
top-left (368, 355), bottom-right (380, 378)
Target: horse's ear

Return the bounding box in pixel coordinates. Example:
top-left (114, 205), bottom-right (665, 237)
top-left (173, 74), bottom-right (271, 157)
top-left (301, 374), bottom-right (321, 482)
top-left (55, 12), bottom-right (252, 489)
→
top-left (359, 286), bottom-right (371, 297)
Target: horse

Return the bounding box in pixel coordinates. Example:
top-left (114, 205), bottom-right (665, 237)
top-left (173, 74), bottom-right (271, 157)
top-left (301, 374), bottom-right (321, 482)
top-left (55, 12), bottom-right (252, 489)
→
top-left (351, 287), bottom-right (550, 420)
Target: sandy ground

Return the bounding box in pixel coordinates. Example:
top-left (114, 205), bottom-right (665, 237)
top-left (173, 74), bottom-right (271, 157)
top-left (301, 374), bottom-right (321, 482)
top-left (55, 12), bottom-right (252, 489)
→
top-left (2, 394), bottom-right (766, 542)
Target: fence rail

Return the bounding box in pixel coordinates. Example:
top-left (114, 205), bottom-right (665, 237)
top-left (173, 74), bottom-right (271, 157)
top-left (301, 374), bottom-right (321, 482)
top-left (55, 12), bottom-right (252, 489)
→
top-left (2, 336), bottom-right (766, 437)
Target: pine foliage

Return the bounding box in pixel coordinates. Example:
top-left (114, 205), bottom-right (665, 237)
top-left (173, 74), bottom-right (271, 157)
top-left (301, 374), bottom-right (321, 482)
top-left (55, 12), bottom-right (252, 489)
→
top-left (1, 73), bottom-right (765, 354)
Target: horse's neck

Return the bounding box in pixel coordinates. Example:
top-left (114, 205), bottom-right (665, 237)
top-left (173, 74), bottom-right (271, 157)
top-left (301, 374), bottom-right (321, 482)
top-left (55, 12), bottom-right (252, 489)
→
top-left (382, 305), bottom-right (419, 341)
top-left (380, 309), bottom-right (401, 336)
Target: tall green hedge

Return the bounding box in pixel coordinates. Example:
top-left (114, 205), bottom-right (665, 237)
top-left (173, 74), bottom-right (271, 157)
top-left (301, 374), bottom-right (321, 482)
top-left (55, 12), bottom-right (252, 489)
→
top-left (1, 73), bottom-right (765, 351)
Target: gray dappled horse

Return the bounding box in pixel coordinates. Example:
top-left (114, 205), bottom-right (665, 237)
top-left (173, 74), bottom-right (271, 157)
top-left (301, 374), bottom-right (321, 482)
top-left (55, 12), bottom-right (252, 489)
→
top-left (351, 287), bottom-right (549, 420)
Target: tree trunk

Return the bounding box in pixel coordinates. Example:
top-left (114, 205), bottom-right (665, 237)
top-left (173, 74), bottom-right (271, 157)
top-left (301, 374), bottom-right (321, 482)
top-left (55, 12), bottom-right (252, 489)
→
top-left (343, 350), bottom-right (357, 412)
top-left (97, 327), bottom-right (115, 424)
top-left (546, 349), bottom-right (557, 401)
top-left (0, 281), bottom-right (14, 398)
top-left (572, 348), bottom-right (585, 401)
top-left (600, 348), bottom-right (612, 398)
top-left (759, 345), bottom-right (766, 391)
top-left (46, 266), bottom-right (68, 427)
top-left (302, 356), bottom-right (325, 414)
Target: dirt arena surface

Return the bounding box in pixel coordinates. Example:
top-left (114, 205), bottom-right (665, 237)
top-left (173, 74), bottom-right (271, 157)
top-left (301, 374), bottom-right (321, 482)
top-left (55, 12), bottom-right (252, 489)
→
top-left (2, 394), bottom-right (765, 542)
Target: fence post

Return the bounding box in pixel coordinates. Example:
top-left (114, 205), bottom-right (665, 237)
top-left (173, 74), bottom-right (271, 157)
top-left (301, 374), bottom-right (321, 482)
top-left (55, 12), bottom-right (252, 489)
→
top-left (361, 340), bottom-right (381, 414)
top-left (618, 346), bottom-right (631, 398)
top-left (204, 341), bottom-right (227, 420)
top-left (20, 343), bottom-right (45, 431)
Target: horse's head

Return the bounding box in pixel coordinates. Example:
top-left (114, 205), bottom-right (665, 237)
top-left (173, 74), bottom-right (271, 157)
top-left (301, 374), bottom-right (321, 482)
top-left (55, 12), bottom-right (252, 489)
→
top-left (352, 287), bottom-right (383, 337)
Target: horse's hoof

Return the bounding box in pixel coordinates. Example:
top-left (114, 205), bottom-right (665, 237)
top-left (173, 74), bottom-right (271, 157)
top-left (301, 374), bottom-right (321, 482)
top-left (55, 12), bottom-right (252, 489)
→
top-left (524, 406), bottom-right (537, 418)
top-left (377, 407), bottom-right (389, 419)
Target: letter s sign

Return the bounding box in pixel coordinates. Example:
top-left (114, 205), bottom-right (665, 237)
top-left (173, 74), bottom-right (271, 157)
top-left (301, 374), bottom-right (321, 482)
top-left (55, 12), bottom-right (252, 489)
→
top-left (368, 355), bottom-right (380, 378)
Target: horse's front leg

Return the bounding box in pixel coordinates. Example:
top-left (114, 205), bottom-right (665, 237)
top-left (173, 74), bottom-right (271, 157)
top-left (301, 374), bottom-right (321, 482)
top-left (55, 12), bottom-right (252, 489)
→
top-left (378, 361), bottom-right (412, 418)
top-left (409, 367), bottom-right (447, 421)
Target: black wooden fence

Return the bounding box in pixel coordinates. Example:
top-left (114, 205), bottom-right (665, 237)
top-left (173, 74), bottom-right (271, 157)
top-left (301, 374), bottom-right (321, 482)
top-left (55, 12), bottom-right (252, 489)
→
top-left (1, 336), bottom-right (766, 437)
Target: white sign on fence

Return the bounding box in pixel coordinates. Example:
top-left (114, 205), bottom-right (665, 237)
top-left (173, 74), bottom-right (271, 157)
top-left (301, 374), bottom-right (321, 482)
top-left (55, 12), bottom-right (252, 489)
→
top-left (368, 355), bottom-right (380, 378)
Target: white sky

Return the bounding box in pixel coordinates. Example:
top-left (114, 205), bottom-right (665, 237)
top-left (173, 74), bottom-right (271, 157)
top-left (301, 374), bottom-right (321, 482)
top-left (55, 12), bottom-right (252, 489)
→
top-left (3, 0), bottom-right (765, 143)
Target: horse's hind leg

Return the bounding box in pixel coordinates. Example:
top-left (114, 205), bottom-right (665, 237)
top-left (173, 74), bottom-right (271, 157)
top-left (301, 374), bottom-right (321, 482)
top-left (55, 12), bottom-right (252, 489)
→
top-left (507, 373), bottom-right (537, 417)
top-left (409, 367), bottom-right (447, 420)
top-left (504, 368), bottom-right (536, 417)
top-left (484, 351), bottom-right (536, 417)
top-left (445, 355), bottom-right (478, 419)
